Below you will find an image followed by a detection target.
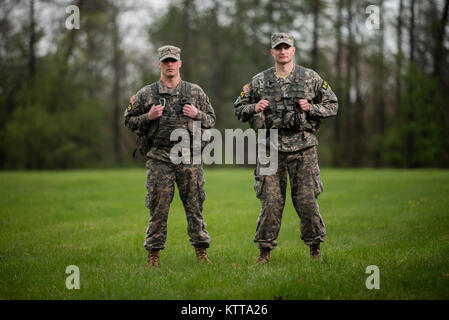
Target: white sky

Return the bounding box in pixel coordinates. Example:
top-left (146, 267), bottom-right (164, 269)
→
top-left (119, 0), bottom-right (170, 53)
top-left (13, 0), bottom-right (447, 63)
top-left (32, 0), bottom-right (170, 55)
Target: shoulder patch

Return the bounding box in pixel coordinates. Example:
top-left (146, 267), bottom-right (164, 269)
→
top-left (321, 81), bottom-right (328, 90)
top-left (130, 95), bottom-right (137, 105)
top-left (240, 83), bottom-right (250, 97)
top-left (127, 104), bottom-right (132, 111)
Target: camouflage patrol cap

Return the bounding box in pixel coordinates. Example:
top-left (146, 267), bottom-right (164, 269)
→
top-left (271, 33), bottom-right (294, 48)
top-left (158, 45), bottom-right (181, 61)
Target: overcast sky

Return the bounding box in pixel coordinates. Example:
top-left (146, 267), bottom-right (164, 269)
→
top-left (30, 0), bottom-right (169, 55)
top-left (14, 0), bottom-right (429, 61)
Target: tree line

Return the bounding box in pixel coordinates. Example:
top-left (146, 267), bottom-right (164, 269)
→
top-left (0, 0), bottom-right (448, 169)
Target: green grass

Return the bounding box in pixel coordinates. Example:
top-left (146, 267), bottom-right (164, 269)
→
top-left (1, 168), bottom-right (449, 299)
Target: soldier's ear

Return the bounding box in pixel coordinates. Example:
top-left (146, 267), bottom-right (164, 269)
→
top-left (270, 48), bottom-right (275, 57)
top-left (158, 61), bottom-right (162, 69)
top-left (178, 60), bottom-right (182, 68)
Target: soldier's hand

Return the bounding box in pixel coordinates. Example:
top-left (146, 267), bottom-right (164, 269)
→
top-left (183, 104), bottom-right (198, 119)
top-left (299, 99), bottom-right (310, 112)
top-left (255, 99), bottom-right (269, 113)
top-left (148, 105), bottom-right (163, 120)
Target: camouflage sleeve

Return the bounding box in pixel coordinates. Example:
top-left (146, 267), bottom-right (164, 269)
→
top-left (233, 79), bottom-right (259, 122)
top-left (193, 87), bottom-right (216, 129)
top-left (123, 92), bottom-right (151, 135)
top-left (308, 73), bottom-right (338, 118)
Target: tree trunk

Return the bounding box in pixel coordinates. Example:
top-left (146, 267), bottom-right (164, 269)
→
top-left (332, 0), bottom-right (344, 166)
top-left (267, 0), bottom-right (274, 28)
top-left (405, 0), bottom-right (416, 167)
top-left (409, 0), bottom-right (416, 63)
top-left (395, 0), bottom-right (404, 119)
top-left (28, 0), bottom-right (36, 81)
top-left (209, 0), bottom-right (225, 128)
top-left (432, 0), bottom-right (449, 78)
top-left (311, 0), bottom-right (320, 70)
top-left (432, 0), bottom-right (449, 166)
top-left (60, 0), bottom-right (85, 79)
top-left (111, 4), bottom-right (121, 163)
top-left (374, 0), bottom-right (385, 167)
top-left (345, 0), bottom-right (354, 165)
top-left (182, 0), bottom-right (194, 80)
top-left (352, 2), bottom-right (365, 167)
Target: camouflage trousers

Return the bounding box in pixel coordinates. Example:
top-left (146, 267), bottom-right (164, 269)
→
top-left (253, 146), bottom-right (326, 250)
top-left (144, 158), bottom-right (210, 251)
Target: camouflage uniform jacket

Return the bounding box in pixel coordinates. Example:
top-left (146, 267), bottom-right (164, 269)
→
top-left (234, 65), bottom-right (338, 152)
top-left (124, 80), bottom-right (216, 162)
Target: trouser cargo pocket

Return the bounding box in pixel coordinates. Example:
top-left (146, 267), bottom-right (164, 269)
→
top-left (313, 167), bottom-right (324, 197)
top-left (254, 168), bottom-right (265, 199)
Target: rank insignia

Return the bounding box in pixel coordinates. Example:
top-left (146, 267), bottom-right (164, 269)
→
top-left (206, 95), bottom-right (211, 104)
top-left (130, 95), bottom-right (137, 105)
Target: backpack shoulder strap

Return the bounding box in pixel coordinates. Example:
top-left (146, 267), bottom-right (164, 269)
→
top-left (263, 67), bottom-right (276, 86)
top-left (132, 82), bottom-right (159, 158)
top-left (293, 65), bottom-right (303, 82)
top-left (181, 80), bottom-right (192, 99)
top-left (150, 82), bottom-right (160, 101)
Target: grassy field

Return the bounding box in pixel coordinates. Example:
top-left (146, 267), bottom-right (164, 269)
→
top-left (0, 168), bottom-right (448, 300)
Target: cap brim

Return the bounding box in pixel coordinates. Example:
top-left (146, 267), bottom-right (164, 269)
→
top-left (272, 41), bottom-right (293, 48)
top-left (159, 54), bottom-right (180, 61)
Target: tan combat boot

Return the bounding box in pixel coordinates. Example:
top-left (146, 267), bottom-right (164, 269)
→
top-left (194, 246), bottom-right (212, 264)
top-left (147, 249), bottom-right (160, 268)
top-left (256, 248), bottom-right (271, 264)
top-left (310, 243), bottom-right (323, 261)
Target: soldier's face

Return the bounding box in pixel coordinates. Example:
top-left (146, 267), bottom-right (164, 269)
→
top-left (159, 58), bottom-right (182, 78)
top-left (270, 44), bottom-right (296, 65)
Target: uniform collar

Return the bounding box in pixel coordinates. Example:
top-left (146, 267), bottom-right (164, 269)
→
top-left (158, 79), bottom-right (182, 95)
top-left (274, 65), bottom-right (295, 83)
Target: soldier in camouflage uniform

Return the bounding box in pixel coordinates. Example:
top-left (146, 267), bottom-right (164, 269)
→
top-left (124, 45), bottom-right (216, 267)
top-left (234, 33), bottom-right (338, 263)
